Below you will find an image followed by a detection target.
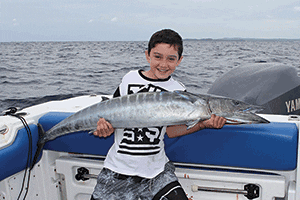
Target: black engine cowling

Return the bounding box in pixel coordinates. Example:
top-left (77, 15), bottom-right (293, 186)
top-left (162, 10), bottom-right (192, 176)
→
top-left (208, 63), bottom-right (300, 115)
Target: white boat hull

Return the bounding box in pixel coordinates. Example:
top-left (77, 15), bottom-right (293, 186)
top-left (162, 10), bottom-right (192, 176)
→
top-left (1, 94), bottom-right (299, 200)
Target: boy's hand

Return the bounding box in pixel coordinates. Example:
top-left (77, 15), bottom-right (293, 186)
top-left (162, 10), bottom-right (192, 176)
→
top-left (203, 114), bottom-right (226, 129)
top-left (93, 118), bottom-right (115, 137)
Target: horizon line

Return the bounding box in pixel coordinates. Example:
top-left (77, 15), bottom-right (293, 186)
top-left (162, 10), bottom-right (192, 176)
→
top-left (1, 37), bottom-right (300, 43)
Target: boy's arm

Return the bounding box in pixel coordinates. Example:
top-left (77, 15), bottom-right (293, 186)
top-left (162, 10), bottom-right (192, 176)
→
top-left (93, 86), bottom-right (120, 137)
top-left (166, 114), bottom-right (226, 138)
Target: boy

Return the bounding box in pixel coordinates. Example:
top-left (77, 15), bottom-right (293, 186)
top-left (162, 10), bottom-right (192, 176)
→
top-left (91, 29), bottom-right (226, 200)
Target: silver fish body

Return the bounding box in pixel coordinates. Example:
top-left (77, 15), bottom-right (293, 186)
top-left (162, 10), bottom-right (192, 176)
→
top-left (42, 91), bottom-right (207, 142)
top-left (42, 91), bottom-right (268, 142)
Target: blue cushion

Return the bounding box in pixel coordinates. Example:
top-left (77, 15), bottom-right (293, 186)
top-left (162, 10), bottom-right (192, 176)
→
top-left (165, 122), bottom-right (298, 170)
top-left (39, 112), bottom-right (298, 171)
top-left (0, 125), bottom-right (39, 181)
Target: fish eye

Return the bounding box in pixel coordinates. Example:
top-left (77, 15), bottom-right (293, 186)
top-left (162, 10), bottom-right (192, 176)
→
top-left (232, 101), bottom-right (240, 106)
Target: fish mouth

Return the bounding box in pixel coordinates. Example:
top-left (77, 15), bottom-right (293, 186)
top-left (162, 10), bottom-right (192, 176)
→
top-left (225, 118), bottom-right (246, 125)
top-left (241, 105), bottom-right (265, 113)
top-left (223, 112), bottom-right (270, 124)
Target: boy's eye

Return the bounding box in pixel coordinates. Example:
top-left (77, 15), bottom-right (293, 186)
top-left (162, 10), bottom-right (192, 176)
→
top-left (152, 53), bottom-right (178, 63)
top-left (167, 56), bottom-right (177, 63)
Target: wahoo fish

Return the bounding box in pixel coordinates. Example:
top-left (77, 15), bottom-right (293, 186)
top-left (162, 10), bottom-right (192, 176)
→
top-left (31, 91), bottom-right (268, 169)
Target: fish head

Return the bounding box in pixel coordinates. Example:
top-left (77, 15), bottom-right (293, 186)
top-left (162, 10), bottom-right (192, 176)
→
top-left (208, 97), bottom-right (264, 114)
top-left (173, 91), bottom-right (268, 124)
top-left (208, 97), bottom-right (269, 124)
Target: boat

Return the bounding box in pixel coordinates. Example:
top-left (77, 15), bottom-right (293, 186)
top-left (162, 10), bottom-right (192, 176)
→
top-left (0, 63), bottom-right (299, 200)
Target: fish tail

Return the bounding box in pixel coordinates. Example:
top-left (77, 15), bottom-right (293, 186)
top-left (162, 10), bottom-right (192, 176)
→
top-left (30, 123), bottom-right (46, 171)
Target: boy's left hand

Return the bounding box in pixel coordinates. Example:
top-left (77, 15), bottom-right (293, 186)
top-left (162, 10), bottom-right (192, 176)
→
top-left (203, 114), bottom-right (226, 129)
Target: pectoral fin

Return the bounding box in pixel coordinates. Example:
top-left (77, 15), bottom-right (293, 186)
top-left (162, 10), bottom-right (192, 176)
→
top-left (88, 129), bottom-right (96, 135)
top-left (186, 119), bottom-right (201, 130)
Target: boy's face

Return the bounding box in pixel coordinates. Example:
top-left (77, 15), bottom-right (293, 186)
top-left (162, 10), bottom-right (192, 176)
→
top-left (145, 43), bottom-right (183, 80)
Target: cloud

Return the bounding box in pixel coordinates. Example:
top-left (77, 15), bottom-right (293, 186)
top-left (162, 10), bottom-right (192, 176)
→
top-left (111, 17), bottom-right (118, 22)
top-left (13, 19), bottom-right (19, 26)
top-left (294, 7), bottom-right (300, 12)
top-left (88, 19), bottom-right (94, 23)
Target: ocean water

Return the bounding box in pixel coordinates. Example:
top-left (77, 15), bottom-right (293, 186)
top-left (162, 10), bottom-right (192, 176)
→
top-left (1, 40), bottom-right (300, 111)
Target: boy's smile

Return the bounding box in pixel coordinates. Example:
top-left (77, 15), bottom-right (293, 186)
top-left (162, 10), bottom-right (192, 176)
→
top-left (144, 43), bottom-right (183, 80)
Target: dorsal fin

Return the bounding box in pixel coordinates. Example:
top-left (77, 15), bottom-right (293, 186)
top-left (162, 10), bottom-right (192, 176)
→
top-left (173, 90), bottom-right (199, 103)
top-left (101, 96), bottom-right (110, 101)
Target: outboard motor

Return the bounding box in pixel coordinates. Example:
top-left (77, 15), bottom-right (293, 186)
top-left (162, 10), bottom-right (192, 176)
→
top-left (208, 63), bottom-right (300, 115)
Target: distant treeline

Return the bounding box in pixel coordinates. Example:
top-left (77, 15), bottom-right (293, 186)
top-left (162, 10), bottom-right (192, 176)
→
top-left (184, 38), bottom-right (300, 41)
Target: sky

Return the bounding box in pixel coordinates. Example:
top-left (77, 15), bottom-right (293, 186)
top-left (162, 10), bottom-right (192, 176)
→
top-left (1, 0), bottom-right (300, 42)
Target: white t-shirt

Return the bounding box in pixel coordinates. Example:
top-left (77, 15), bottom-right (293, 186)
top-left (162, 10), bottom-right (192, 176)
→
top-left (104, 70), bottom-right (186, 178)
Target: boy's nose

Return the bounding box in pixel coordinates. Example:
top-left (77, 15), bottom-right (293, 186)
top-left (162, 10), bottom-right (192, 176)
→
top-left (160, 59), bottom-right (168, 67)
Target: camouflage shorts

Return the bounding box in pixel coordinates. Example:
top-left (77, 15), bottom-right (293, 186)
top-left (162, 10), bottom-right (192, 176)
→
top-left (91, 162), bottom-right (188, 200)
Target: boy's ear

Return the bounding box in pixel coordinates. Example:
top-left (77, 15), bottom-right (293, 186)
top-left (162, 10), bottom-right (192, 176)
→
top-left (145, 50), bottom-right (151, 63)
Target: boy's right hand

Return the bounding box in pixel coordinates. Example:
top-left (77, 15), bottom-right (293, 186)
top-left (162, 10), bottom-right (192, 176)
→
top-left (93, 118), bottom-right (115, 137)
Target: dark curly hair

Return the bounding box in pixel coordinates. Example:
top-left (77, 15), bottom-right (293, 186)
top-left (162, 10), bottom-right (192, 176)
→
top-left (147, 29), bottom-right (183, 59)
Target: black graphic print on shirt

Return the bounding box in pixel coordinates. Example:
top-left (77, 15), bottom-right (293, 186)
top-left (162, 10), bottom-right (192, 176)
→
top-left (127, 83), bottom-right (167, 94)
top-left (117, 84), bottom-right (166, 156)
top-left (118, 127), bottom-right (163, 156)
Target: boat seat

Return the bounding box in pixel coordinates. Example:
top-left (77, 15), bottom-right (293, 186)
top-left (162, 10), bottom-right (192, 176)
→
top-left (39, 112), bottom-right (298, 171)
top-left (0, 125), bottom-right (39, 181)
top-left (164, 121), bottom-right (298, 171)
